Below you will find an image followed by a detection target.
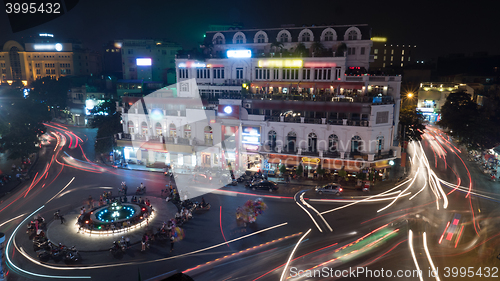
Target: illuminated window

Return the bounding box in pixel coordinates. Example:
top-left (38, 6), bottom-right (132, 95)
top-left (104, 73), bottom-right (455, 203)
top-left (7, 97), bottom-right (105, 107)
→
top-left (374, 49), bottom-right (378, 54)
top-left (401, 63), bottom-right (403, 67)
top-left (391, 56), bottom-right (393, 61)
top-left (391, 49), bottom-right (394, 54)
top-left (402, 50), bottom-right (405, 55)
top-left (401, 56), bottom-right (404, 61)
top-left (383, 63), bottom-right (385, 67)
top-left (408, 57), bottom-right (411, 61)
top-left (374, 55), bottom-right (378, 60)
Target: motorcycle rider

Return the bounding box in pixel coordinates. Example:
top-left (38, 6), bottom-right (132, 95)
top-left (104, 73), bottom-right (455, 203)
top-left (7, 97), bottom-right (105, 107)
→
top-left (201, 197), bottom-right (206, 208)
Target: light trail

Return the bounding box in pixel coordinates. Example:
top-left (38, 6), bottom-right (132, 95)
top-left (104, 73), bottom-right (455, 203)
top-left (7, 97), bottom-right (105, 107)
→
top-left (294, 191), bottom-right (322, 232)
top-left (280, 229), bottom-right (311, 281)
top-left (309, 192), bottom-right (412, 203)
top-left (455, 225), bottom-right (464, 248)
top-left (219, 206), bottom-right (230, 248)
top-left (300, 192), bottom-right (332, 232)
top-left (408, 230), bottom-right (424, 281)
top-left (6, 205), bottom-right (91, 279)
top-left (14, 222), bottom-right (289, 271)
top-left (377, 167), bottom-right (420, 213)
top-left (0, 213), bottom-right (27, 228)
top-left (423, 232), bottom-right (440, 281)
top-left (45, 177), bottom-right (75, 204)
top-left (320, 178), bottom-right (412, 215)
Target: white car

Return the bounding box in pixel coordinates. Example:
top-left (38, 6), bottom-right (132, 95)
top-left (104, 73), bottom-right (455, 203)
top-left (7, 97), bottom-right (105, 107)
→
top-left (315, 183), bottom-right (343, 195)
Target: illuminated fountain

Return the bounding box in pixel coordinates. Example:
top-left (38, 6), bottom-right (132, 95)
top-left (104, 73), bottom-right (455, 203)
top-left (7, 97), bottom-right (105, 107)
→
top-left (95, 201), bottom-right (136, 223)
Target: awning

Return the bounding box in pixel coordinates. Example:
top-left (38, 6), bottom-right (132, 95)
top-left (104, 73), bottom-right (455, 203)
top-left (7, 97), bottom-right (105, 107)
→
top-left (268, 158), bottom-right (281, 164)
top-left (284, 160), bottom-right (300, 166)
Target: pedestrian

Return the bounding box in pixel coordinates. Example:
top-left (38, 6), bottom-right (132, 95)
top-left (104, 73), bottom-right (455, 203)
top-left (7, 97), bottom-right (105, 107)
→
top-left (141, 234), bottom-right (147, 251)
top-left (60, 214), bottom-right (65, 224)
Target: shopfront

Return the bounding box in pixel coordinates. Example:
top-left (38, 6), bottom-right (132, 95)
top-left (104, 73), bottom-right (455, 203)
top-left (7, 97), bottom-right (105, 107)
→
top-left (301, 157), bottom-right (321, 177)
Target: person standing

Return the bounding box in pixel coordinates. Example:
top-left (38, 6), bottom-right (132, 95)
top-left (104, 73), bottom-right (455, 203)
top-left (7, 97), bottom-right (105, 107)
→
top-left (60, 214), bottom-right (65, 224)
top-left (141, 234), bottom-right (147, 251)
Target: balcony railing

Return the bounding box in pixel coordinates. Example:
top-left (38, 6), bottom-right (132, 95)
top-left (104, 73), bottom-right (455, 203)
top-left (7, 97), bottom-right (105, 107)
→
top-left (244, 93), bottom-right (393, 104)
top-left (263, 116), bottom-right (370, 127)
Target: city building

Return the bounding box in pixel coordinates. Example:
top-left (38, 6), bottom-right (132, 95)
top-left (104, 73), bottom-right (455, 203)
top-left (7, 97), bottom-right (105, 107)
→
top-left (370, 37), bottom-right (417, 72)
top-left (120, 39), bottom-right (182, 85)
top-left (102, 41), bottom-right (123, 79)
top-left (0, 34), bottom-right (102, 85)
top-left (119, 24), bottom-right (402, 178)
top-left (416, 82), bottom-right (474, 122)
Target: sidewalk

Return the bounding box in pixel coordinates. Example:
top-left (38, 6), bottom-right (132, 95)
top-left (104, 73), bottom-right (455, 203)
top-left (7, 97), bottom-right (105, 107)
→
top-left (46, 196), bottom-right (177, 252)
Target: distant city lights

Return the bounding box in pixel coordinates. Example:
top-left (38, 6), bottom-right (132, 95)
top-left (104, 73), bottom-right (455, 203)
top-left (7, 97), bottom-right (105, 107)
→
top-left (33, 43), bottom-right (63, 51)
top-left (136, 58), bottom-right (152, 66)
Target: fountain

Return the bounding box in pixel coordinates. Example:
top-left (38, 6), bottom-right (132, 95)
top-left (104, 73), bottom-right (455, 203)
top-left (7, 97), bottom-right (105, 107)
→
top-left (95, 200), bottom-right (136, 223)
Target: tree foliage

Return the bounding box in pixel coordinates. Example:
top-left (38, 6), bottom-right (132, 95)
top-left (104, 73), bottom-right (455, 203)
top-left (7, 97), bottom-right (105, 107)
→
top-left (30, 76), bottom-right (71, 111)
top-left (438, 91), bottom-right (500, 150)
top-left (399, 105), bottom-right (426, 142)
top-left (0, 90), bottom-right (51, 159)
top-left (294, 43), bottom-right (307, 57)
top-left (90, 99), bottom-right (123, 154)
top-left (311, 41), bottom-right (326, 56)
top-left (295, 163), bottom-right (303, 177)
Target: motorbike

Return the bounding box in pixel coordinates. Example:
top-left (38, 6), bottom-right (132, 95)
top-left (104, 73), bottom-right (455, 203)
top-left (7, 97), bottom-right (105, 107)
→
top-left (33, 237), bottom-right (49, 251)
top-left (64, 246), bottom-right (81, 262)
top-left (136, 186), bottom-right (146, 195)
top-left (110, 240), bottom-right (125, 255)
top-left (193, 202), bottom-right (211, 212)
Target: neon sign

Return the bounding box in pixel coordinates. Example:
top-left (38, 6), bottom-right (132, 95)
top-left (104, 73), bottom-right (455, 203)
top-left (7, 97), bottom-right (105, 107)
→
top-left (258, 59), bottom-right (303, 68)
top-left (178, 61), bottom-right (206, 68)
top-left (227, 50), bottom-right (252, 58)
top-left (303, 62), bottom-right (337, 68)
top-left (136, 58), bottom-right (152, 66)
top-left (243, 144), bottom-right (259, 151)
top-left (39, 33), bottom-right (54, 37)
top-left (242, 126), bottom-right (261, 144)
top-left (34, 43), bottom-right (63, 51)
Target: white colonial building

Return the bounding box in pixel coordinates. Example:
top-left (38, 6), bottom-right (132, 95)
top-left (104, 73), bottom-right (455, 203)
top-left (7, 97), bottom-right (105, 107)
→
top-left (118, 24), bottom-right (401, 176)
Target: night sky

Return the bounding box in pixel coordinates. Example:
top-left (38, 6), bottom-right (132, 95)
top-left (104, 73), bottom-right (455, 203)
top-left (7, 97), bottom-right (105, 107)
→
top-left (1, 0), bottom-right (499, 60)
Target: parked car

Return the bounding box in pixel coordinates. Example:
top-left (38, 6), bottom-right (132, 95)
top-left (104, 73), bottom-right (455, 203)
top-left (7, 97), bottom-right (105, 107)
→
top-left (247, 180), bottom-right (279, 191)
top-left (315, 183), bottom-right (343, 195)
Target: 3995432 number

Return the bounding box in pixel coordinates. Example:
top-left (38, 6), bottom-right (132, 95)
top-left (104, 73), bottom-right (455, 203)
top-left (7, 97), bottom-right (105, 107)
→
top-left (443, 267), bottom-right (498, 278)
top-left (5, 2), bottom-right (61, 14)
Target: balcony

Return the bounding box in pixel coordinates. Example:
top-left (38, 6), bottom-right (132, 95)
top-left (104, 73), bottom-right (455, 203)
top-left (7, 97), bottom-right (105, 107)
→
top-left (263, 116), bottom-right (370, 127)
top-left (244, 93), bottom-right (393, 104)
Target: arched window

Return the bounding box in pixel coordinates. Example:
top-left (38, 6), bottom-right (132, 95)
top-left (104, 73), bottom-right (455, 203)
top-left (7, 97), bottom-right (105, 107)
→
top-left (268, 130), bottom-right (277, 148)
top-left (235, 34), bottom-right (244, 44)
top-left (308, 133), bottom-right (317, 152)
top-left (351, 135), bottom-right (363, 153)
top-left (280, 33), bottom-right (289, 43)
top-left (169, 123), bottom-right (176, 137)
top-left (141, 121), bottom-right (148, 135)
top-left (213, 33), bottom-right (225, 45)
top-left (184, 124), bottom-right (191, 138)
top-left (155, 122), bottom-right (162, 136)
top-left (257, 34), bottom-right (266, 43)
top-left (287, 131), bottom-right (296, 152)
top-left (204, 126), bottom-right (213, 145)
top-left (128, 121), bottom-right (135, 134)
top-left (301, 32), bottom-right (311, 42)
top-left (348, 30), bottom-right (358, 40)
top-left (328, 134), bottom-right (338, 152)
top-left (324, 31), bottom-right (334, 41)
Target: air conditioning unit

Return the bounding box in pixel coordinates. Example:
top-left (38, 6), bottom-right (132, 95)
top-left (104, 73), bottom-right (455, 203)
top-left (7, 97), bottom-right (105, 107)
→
top-left (244, 103), bottom-right (252, 109)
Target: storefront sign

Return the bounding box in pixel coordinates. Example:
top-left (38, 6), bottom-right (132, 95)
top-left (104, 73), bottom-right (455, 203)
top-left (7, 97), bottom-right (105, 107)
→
top-left (243, 144), bottom-right (259, 151)
top-left (258, 59), bottom-right (303, 68)
top-left (302, 157), bottom-right (320, 164)
top-left (242, 126), bottom-right (261, 144)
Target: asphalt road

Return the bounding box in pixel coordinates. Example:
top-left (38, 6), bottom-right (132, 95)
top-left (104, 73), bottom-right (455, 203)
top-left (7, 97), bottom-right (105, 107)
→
top-left (1, 124), bottom-right (500, 281)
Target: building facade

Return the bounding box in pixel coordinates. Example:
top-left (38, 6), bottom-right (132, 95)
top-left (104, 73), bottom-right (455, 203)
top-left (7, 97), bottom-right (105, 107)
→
top-left (120, 39), bottom-right (182, 85)
top-left (0, 35), bottom-right (101, 85)
top-left (119, 25), bottom-right (402, 177)
top-left (370, 38), bottom-right (416, 71)
top-left (417, 82), bottom-right (474, 122)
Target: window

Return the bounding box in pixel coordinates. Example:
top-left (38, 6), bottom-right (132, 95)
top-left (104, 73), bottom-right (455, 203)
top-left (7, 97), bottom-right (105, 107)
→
top-left (257, 34), bottom-right (265, 43)
top-left (347, 47), bottom-right (356, 55)
top-left (127, 49), bottom-right (133, 55)
top-left (402, 50), bottom-right (405, 55)
top-left (361, 47), bottom-right (365, 55)
top-left (214, 36), bottom-right (224, 44)
top-left (236, 68), bottom-right (243, 79)
top-left (235, 35), bottom-right (244, 44)
top-left (46, 69), bottom-right (50, 74)
top-left (213, 67), bottom-right (224, 79)
top-left (273, 69), bottom-right (279, 80)
top-left (374, 55), bottom-right (378, 60)
top-left (376, 111), bottom-right (389, 124)
top-left (374, 49), bottom-right (378, 54)
top-left (67, 69), bottom-right (71, 74)
top-left (401, 63), bottom-right (404, 67)
top-left (347, 30), bottom-right (358, 40)
top-left (282, 68), bottom-right (298, 80)
top-left (401, 56), bottom-right (404, 61)
top-left (1, 69), bottom-right (5, 74)
top-left (129, 68), bottom-right (135, 72)
top-left (179, 69), bottom-right (189, 79)
top-left (301, 32), bottom-right (311, 42)
top-left (279, 33), bottom-right (289, 43)
top-left (408, 57), bottom-right (411, 61)
top-left (36, 69), bottom-right (40, 74)
top-left (302, 68), bottom-right (310, 80)
top-left (324, 31), bottom-right (334, 41)
top-left (383, 56), bottom-right (386, 61)
top-left (314, 68), bottom-right (331, 80)
top-left (391, 49), bottom-right (394, 54)
top-left (196, 68), bottom-right (210, 79)
top-left (255, 68), bottom-right (270, 80)
top-left (384, 49), bottom-right (387, 54)
top-left (328, 134), bottom-right (338, 152)
top-left (391, 56), bottom-right (393, 61)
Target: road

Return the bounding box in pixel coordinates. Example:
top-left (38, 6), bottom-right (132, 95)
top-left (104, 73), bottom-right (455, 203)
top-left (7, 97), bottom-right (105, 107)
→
top-left (1, 124), bottom-right (499, 281)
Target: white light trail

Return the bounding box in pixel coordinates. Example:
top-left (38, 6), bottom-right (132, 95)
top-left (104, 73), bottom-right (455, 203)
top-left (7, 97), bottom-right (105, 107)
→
top-left (320, 178), bottom-right (412, 215)
top-left (0, 213), bottom-right (27, 228)
top-left (45, 177), bottom-right (75, 204)
top-left (377, 167), bottom-right (420, 213)
top-left (280, 229), bottom-right (311, 281)
top-left (295, 191), bottom-right (323, 232)
top-left (300, 192), bottom-right (332, 232)
top-left (423, 232), bottom-right (440, 281)
top-left (408, 229), bottom-right (424, 281)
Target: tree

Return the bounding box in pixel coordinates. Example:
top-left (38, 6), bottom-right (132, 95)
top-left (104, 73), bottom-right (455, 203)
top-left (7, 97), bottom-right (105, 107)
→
top-left (336, 43), bottom-right (347, 57)
top-left (399, 105), bottom-right (426, 143)
top-left (338, 168), bottom-right (347, 182)
top-left (30, 76), bottom-right (71, 112)
top-left (279, 164), bottom-right (286, 178)
top-left (438, 91), bottom-right (498, 150)
top-left (295, 164), bottom-right (303, 177)
top-left (293, 43), bottom-right (307, 57)
top-left (271, 42), bottom-right (284, 53)
top-left (311, 41), bottom-right (325, 57)
top-left (90, 99), bottom-right (123, 154)
top-left (316, 164), bottom-right (325, 178)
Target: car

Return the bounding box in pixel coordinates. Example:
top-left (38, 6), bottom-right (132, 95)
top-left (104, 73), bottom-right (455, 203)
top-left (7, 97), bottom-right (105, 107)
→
top-left (315, 183), bottom-right (343, 195)
top-left (248, 180), bottom-right (279, 191)
top-left (191, 173), bottom-right (213, 183)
